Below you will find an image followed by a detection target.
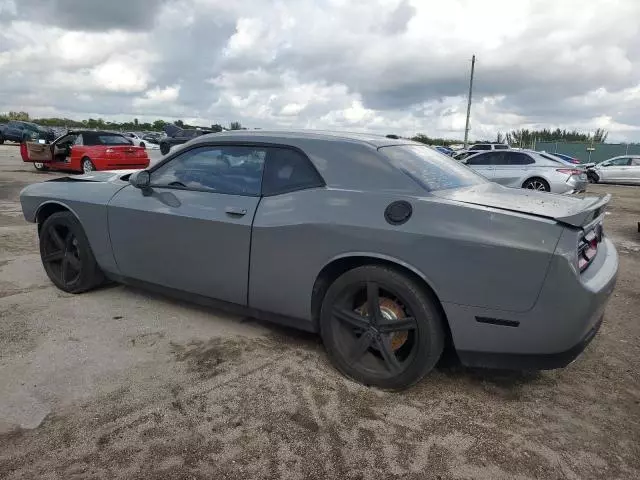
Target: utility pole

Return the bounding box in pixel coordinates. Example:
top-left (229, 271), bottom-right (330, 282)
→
top-left (463, 55), bottom-right (476, 149)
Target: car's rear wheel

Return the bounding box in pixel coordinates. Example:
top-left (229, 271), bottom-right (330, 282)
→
top-left (320, 265), bottom-right (445, 390)
top-left (39, 211), bottom-right (104, 293)
top-left (160, 142), bottom-right (170, 155)
top-left (33, 162), bottom-right (48, 171)
top-left (139, 142), bottom-right (146, 149)
top-left (81, 157), bottom-right (95, 174)
top-left (523, 177), bottom-right (550, 192)
top-left (588, 171), bottom-right (599, 183)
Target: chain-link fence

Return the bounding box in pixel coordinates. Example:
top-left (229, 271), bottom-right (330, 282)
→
top-left (536, 141), bottom-right (640, 164)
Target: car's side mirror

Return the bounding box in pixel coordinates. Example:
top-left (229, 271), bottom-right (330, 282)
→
top-left (130, 170), bottom-right (151, 190)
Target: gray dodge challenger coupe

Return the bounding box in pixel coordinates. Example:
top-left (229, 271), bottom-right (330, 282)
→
top-left (20, 131), bottom-right (618, 389)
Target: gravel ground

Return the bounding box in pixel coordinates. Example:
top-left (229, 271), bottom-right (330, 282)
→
top-left (0, 143), bottom-right (639, 479)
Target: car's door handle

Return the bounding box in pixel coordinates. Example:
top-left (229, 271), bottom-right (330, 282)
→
top-left (225, 206), bottom-right (247, 217)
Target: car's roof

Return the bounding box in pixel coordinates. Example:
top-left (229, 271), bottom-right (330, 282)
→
top-left (68, 130), bottom-right (127, 135)
top-left (190, 129), bottom-right (419, 148)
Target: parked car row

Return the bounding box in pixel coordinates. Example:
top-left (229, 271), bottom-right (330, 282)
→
top-left (158, 124), bottom-right (218, 155)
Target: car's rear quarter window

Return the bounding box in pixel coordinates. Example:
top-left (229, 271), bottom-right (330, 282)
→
top-left (381, 145), bottom-right (486, 192)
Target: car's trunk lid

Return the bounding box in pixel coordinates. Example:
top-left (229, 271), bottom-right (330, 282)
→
top-left (433, 182), bottom-right (609, 228)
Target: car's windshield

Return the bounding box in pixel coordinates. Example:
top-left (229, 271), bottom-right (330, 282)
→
top-left (380, 145), bottom-right (487, 192)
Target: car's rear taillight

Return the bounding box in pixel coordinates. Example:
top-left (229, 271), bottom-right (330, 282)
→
top-left (557, 168), bottom-right (583, 176)
top-left (20, 142), bottom-right (28, 161)
top-left (578, 224), bottom-right (603, 272)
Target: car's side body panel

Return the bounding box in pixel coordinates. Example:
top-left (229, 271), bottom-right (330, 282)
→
top-left (249, 187), bottom-right (563, 325)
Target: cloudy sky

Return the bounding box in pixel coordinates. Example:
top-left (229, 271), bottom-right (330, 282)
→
top-left (1, 0), bottom-right (639, 141)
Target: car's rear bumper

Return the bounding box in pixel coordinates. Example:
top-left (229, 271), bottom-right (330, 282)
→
top-left (444, 236), bottom-right (618, 370)
top-left (564, 175), bottom-right (588, 194)
top-left (457, 315), bottom-right (603, 370)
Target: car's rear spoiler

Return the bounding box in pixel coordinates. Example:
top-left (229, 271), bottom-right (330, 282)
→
top-left (554, 194), bottom-right (611, 228)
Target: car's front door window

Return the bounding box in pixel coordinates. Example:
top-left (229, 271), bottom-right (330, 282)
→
top-left (151, 145), bottom-right (266, 196)
top-left (605, 158), bottom-right (630, 167)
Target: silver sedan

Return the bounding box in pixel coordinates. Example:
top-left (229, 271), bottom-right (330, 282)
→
top-left (462, 149), bottom-right (588, 194)
top-left (590, 156), bottom-right (640, 185)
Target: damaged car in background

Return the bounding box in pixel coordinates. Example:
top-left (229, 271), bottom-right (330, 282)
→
top-left (158, 123), bottom-right (219, 155)
top-left (20, 131), bottom-right (618, 390)
top-left (462, 149), bottom-right (588, 194)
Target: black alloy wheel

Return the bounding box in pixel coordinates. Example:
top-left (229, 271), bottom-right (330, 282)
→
top-left (321, 265), bottom-right (444, 390)
top-left (41, 222), bottom-right (82, 287)
top-left (39, 211), bottom-right (104, 293)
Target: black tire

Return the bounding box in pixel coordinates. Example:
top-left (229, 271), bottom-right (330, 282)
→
top-left (522, 177), bottom-right (550, 192)
top-left (81, 157), bottom-right (95, 174)
top-left (33, 162), bottom-right (48, 171)
top-left (320, 265), bottom-right (445, 390)
top-left (0, 136), bottom-right (4, 145)
top-left (160, 142), bottom-right (170, 155)
top-left (39, 211), bottom-right (104, 293)
top-left (139, 142), bottom-right (145, 149)
top-left (587, 171), bottom-right (599, 184)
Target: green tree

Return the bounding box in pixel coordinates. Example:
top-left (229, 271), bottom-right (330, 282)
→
top-left (8, 111), bottom-right (29, 121)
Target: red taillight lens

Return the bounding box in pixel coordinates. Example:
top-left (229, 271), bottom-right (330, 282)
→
top-left (20, 142), bottom-right (28, 161)
top-left (557, 168), bottom-right (582, 176)
top-left (578, 228), bottom-right (601, 272)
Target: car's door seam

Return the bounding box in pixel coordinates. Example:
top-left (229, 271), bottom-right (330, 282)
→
top-left (246, 196), bottom-right (263, 307)
top-left (105, 184), bottom-right (133, 273)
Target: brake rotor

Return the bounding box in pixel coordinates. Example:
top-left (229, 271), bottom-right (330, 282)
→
top-left (358, 297), bottom-right (409, 351)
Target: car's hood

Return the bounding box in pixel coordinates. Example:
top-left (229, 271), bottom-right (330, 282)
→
top-left (47, 169), bottom-right (139, 184)
top-left (164, 124), bottom-right (183, 138)
top-left (433, 182), bottom-right (609, 227)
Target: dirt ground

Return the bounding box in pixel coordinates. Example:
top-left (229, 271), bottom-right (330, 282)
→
top-left (0, 143), bottom-right (639, 479)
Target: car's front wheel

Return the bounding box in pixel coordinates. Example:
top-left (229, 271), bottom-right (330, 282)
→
top-left (39, 211), bottom-right (104, 293)
top-left (139, 142), bottom-right (146, 149)
top-left (320, 265), bottom-right (445, 390)
top-left (33, 162), bottom-right (48, 171)
top-left (587, 171), bottom-right (599, 183)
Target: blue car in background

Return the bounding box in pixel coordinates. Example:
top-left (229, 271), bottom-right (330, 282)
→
top-left (547, 152), bottom-right (581, 164)
top-left (434, 146), bottom-right (454, 156)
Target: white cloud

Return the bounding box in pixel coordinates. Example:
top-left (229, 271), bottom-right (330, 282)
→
top-left (1, 0), bottom-right (639, 140)
top-left (133, 85), bottom-right (181, 107)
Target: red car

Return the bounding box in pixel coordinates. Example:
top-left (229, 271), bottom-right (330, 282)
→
top-left (21, 130), bottom-right (150, 173)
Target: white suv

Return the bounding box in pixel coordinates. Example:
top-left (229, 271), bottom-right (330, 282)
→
top-left (454, 143), bottom-right (510, 161)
